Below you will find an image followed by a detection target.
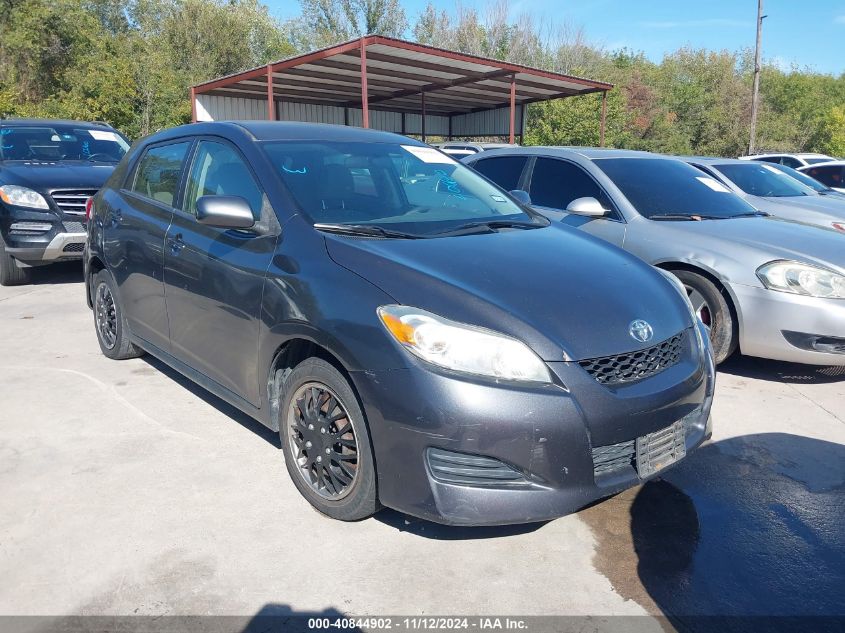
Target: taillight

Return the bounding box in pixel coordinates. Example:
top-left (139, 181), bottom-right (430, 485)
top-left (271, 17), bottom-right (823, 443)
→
top-left (85, 197), bottom-right (94, 221)
top-left (833, 222), bottom-right (845, 233)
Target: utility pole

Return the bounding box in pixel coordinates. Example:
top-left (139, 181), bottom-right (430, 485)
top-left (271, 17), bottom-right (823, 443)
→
top-left (748, 0), bottom-right (766, 154)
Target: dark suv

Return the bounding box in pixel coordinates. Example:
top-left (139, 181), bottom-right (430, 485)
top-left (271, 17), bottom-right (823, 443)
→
top-left (0, 119), bottom-right (129, 285)
top-left (85, 121), bottom-right (714, 526)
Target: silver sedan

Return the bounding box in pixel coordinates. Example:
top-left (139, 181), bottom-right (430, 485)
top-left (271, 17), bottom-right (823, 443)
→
top-left (677, 156), bottom-right (845, 234)
top-left (463, 147), bottom-right (845, 365)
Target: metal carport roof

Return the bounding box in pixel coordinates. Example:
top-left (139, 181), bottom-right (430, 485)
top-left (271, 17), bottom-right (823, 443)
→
top-left (191, 35), bottom-right (613, 144)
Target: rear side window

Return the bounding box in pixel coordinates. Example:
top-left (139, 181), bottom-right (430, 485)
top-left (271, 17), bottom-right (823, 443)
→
top-left (752, 156), bottom-right (781, 165)
top-left (471, 156), bottom-right (528, 191)
top-left (529, 157), bottom-right (607, 210)
top-left (184, 140), bottom-right (264, 218)
top-left (803, 165), bottom-right (844, 188)
top-left (131, 142), bottom-right (191, 207)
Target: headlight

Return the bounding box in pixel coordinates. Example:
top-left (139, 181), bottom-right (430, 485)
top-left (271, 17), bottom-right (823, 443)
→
top-left (377, 305), bottom-right (552, 383)
top-left (0, 185), bottom-right (49, 209)
top-left (757, 260), bottom-right (845, 299)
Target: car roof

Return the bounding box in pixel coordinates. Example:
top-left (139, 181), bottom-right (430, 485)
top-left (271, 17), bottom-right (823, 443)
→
top-left (0, 118), bottom-right (117, 129)
top-left (146, 121), bottom-right (422, 146)
top-left (741, 152), bottom-right (832, 159)
top-left (468, 146), bottom-right (658, 160)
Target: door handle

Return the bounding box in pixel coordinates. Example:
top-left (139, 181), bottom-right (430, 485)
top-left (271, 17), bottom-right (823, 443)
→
top-left (168, 233), bottom-right (185, 254)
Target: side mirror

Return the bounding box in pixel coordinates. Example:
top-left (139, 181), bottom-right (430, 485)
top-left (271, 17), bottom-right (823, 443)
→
top-left (509, 189), bottom-right (531, 205)
top-left (566, 196), bottom-right (608, 217)
top-left (196, 195), bottom-right (255, 229)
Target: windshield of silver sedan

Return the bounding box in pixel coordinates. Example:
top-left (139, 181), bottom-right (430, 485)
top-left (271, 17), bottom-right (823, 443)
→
top-left (594, 157), bottom-right (762, 219)
top-left (262, 141), bottom-right (543, 237)
top-left (714, 162), bottom-right (814, 198)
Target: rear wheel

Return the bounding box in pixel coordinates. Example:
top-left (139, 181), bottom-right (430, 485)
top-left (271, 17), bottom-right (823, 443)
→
top-left (278, 358), bottom-right (379, 521)
top-left (0, 237), bottom-right (32, 286)
top-left (670, 269), bottom-right (737, 364)
top-left (92, 270), bottom-right (144, 360)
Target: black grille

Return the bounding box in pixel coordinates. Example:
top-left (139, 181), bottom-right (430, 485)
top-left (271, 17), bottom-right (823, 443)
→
top-left (579, 332), bottom-right (685, 386)
top-left (62, 221), bottom-right (86, 234)
top-left (50, 189), bottom-right (97, 216)
top-left (427, 448), bottom-right (526, 487)
top-left (592, 440), bottom-right (636, 476)
top-left (62, 243), bottom-right (85, 253)
top-left (592, 408), bottom-right (700, 479)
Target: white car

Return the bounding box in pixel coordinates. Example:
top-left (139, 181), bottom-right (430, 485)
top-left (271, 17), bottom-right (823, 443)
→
top-left (798, 161), bottom-right (845, 193)
top-left (739, 153), bottom-right (834, 169)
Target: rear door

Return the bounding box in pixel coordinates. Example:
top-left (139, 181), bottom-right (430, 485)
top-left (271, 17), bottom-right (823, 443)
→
top-left (105, 139), bottom-right (193, 351)
top-left (163, 138), bottom-right (278, 406)
top-left (526, 157), bottom-right (626, 247)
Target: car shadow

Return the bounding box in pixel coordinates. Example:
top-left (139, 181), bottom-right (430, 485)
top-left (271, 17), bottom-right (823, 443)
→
top-left (582, 433), bottom-right (845, 632)
top-left (374, 507), bottom-right (547, 539)
top-left (142, 355), bottom-right (281, 448)
top-left (719, 353), bottom-right (845, 383)
top-left (241, 604), bottom-right (361, 632)
top-left (26, 261), bottom-right (83, 285)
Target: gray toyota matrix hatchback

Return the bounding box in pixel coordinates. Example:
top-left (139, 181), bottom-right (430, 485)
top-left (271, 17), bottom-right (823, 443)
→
top-left (84, 122), bottom-right (714, 526)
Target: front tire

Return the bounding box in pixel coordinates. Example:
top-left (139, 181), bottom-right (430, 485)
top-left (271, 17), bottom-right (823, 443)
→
top-left (92, 270), bottom-right (144, 360)
top-left (670, 269), bottom-right (737, 364)
top-left (278, 358), bottom-right (379, 521)
top-left (0, 237), bottom-right (32, 286)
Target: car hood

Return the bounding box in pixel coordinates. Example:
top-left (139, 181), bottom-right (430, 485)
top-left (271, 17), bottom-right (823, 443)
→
top-left (0, 161), bottom-right (116, 191)
top-left (325, 224), bottom-right (693, 362)
top-left (755, 194), bottom-right (845, 219)
top-left (645, 217), bottom-right (845, 276)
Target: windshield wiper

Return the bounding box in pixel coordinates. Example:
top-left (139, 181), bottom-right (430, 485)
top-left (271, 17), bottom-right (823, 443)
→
top-left (730, 211), bottom-right (770, 218)
top-left (433, 218), bottom-right (549, 236)
top-left (649, 213), bottom-right (706, 221)
top-left (313, 223), bottom-right (424, 239)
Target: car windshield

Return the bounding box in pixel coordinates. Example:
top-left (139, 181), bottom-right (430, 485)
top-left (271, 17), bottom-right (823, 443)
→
top-left (766, 163), bottom-right (828, 192)
top-left (262, 140), bottom-right (538, 236)
top-left (715, 162), bottom-right (813, 197)
top-left (0, 124), bottom-right (129, 162)
top-left (593, 157), bottom-right (759, 219)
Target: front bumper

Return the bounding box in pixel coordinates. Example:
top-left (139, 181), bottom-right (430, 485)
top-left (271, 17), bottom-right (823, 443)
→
top-left (5, 231), bottom-right (87, 265)
top-left (730, 282), bottom-right (845, 365)
top-left (352, 327), bottom-right (714, 526)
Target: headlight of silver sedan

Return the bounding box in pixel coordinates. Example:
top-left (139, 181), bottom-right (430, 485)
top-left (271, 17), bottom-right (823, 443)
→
top-left (757, 260), bottom-right (845, 299)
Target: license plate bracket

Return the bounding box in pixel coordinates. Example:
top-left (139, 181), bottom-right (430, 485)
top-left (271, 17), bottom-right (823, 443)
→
top-left (635, 420), bottom-right (686, 478)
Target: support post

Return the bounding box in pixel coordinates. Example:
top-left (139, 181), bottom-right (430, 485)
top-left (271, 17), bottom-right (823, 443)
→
top-left (266, 65), bottom-right (275, 121)
top-left (421, 92), bottom-right (426, 142)
top-left (749, 0), bottom-right (765, 154)
top-left (190, 86), bottom-right (197, 123)
top-left (600, 91), bottom-right (607, 147)
top-left (360, 37), bottom-right (369, 128)
top-left (509, 74), bottom-right (516, 144)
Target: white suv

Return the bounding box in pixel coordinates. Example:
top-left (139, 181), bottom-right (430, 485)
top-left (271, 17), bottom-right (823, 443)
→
top-left (739, 153), bottom-right (834, 169)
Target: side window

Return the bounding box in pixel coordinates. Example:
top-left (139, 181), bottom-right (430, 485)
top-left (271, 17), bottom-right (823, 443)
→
top-left (529, 157), bottom-right (609, 211)
top-left (781, 157), bottom-right (802, 168)
top-left (805, 166), bottom-right (844, 188)
top-left (753, 157), bottom-right (779, 164)
top-left (184, 141), bottom-right (263, 219)
top-left (131, 142), bottom-right (191, 206)
top-left (471, 156), bottom-right (528, 191)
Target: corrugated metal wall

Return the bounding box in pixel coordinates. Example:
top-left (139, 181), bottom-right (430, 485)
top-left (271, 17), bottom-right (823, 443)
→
top-left (196, 94), bottom-right (518, 138)
top-left (451, 105), bottom-right (524, 137)
top-left (196, 95), bottom-right (267, 121)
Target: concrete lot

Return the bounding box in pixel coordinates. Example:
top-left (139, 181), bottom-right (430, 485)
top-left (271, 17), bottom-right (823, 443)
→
top-left (1, 263), bottom-right (843, 629)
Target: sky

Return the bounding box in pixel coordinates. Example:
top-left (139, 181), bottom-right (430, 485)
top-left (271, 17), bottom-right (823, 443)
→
top-left (264, 0), bottom-right (845, 75)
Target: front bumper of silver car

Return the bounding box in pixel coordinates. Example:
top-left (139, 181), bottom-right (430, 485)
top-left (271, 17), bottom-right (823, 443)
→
top-left (730, 283), bottom-right (845, 365)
